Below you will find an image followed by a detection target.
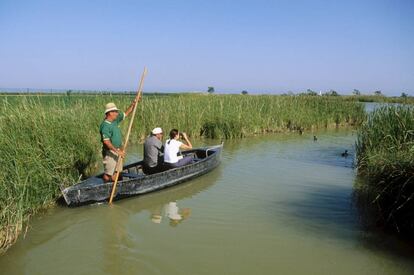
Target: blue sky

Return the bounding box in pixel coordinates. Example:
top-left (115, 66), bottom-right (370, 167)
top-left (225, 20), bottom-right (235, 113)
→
top-left (0, 0), bottom-right (413, 95)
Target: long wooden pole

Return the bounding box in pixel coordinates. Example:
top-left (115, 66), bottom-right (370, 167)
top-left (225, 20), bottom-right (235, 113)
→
top-left (109, 67), bottom-right (148, 204)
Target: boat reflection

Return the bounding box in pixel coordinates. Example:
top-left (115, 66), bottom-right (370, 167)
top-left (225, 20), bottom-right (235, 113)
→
top-left (115, 166), bottom-right (222, 221)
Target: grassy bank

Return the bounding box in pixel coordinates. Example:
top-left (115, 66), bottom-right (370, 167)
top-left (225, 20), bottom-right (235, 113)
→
top-left (356, 106), bottom-right (414, 234)
top-left (0, 98), bottom-right (100, 252)
top-left (0, 94), bottom-right (365, 253)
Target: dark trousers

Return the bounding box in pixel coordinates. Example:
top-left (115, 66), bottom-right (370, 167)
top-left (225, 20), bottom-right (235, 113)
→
top-left (143, 164), bottom-right (163, 175)
top-left (164, 156), bottom-right (193, 169)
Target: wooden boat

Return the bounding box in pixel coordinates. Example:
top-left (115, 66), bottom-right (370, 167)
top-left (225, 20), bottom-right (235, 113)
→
top-left (61, 144), bottom-right (223, 206)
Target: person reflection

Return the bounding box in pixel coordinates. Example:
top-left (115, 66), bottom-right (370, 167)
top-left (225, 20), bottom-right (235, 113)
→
top-left (150, 201), bottom-right (191, 226)
top-left (150, 204), bottom-right (163, 224)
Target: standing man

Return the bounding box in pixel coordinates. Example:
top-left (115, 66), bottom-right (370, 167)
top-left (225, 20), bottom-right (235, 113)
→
top-left (100, 96), bottom-right (141, 182)
top-left (143, 127), bottom-right (164, 174)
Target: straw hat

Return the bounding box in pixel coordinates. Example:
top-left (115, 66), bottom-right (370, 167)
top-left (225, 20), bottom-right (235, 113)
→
top-left (152, 127), bottom-right (163, 135)
top-left (104, 102), bottom-right (119, 114)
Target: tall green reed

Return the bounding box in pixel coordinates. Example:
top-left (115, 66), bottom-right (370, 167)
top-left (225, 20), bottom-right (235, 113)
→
top-left (356, 105), bottom-right (414, 233)
top-left (0, 97), bottom-right (99, 252)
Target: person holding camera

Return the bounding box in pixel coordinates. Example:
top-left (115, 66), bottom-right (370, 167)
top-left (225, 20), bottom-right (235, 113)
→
top-left (163, 129), bottom-right (193, 169)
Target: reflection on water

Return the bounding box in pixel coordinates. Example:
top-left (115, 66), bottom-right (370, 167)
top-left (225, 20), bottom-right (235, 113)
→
top-left (364, 102), bottom-right (402, 113)
top-left (150, 201), bottom-right (192, 226)
top-left (1, 129), bottom-right (414, 275)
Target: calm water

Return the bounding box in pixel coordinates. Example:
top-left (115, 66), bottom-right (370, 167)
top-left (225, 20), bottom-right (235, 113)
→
top-left (1, 130), bottom-right (414, 275)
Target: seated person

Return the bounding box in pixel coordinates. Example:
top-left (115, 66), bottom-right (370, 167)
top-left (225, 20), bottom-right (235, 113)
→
top-left (164, 129), bottom-right (193, 168)
top-left (143, 127), bottom-right (164, 175)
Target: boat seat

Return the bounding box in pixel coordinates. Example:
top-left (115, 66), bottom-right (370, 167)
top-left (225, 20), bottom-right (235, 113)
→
top-left (121, 172), bottom-right (142, 179)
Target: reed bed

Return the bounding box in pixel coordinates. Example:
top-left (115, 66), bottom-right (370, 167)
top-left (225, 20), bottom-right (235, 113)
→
top-left (63, 93), bottom-right (365, 139)
top-left (0, 93), bottom-right (365, 253)
top-left (356, 105), bottom-right (414, 234)
top-left (0, 98), bottom-right (99, 252)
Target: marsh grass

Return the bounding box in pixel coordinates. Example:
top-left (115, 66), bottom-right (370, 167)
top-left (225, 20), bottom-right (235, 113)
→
top-left (0, 98), bottom-right (100, 252)
top-left (356, 105), bottom-right (414, 234)
top-left (132, 94), bottom-right (365, 139)
top-left (0, 93), bottom-right (365, 253)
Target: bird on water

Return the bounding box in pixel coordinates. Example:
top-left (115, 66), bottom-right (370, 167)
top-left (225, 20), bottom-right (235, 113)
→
top-left (341, 150), bottom-right (349, 157)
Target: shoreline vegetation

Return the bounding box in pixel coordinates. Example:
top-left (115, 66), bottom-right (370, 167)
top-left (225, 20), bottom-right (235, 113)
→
top-left (356, 105), bottom-right (414, 235)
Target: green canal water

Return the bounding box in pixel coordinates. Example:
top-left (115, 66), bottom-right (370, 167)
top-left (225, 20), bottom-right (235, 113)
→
top-left (1, 129), bottom-right (414, 274)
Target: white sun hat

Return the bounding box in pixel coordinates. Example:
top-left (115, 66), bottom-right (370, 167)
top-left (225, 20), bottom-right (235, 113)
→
top-left (152, 127), bottom-right (163, 135)
top-left (104, 102), bottom-right (119, 114)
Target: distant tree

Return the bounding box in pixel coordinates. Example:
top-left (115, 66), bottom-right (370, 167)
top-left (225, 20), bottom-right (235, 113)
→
top-left (353, 89), bottom-right (361, 95)
top-left (401, 92), bottom-right (408, 98)
top-left (207, 86), bottom-right (215, 94)
top-left (327, 90), bottom-right (339, 96)
top-left (241, 90), bottom-right (248, 95)
top-left (306, 89), bottom-right (317, 96)
top-left (66, 90), bottom-right (72, 96)
top-left (374, 90), bottom-right (383, 96)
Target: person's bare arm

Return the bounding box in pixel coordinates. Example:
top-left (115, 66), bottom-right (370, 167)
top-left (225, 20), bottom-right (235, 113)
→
top-left (180, 132), bottom-right (192, 150)
top-left (103, 140), bottom-right (125, 157)
top-left (125, 94), bottom-right (142, 117)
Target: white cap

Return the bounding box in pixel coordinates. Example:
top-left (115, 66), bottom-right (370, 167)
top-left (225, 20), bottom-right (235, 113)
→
top-left (104, 102), bottom-right (119, 114)
top-left (152, 127), bottom-right (163, 135)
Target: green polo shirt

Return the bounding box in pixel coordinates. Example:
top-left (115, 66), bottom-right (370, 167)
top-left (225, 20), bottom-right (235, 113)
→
top-left (100, 112), bottom-right (125, 150)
